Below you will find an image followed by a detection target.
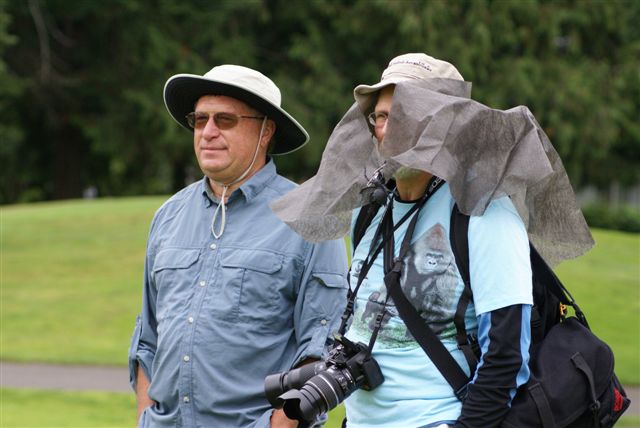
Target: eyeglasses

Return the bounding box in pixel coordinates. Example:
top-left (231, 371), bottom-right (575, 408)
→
top-left (185, 111), bottom-right (265, 130)
top-left (367, 111), bottom-right (389, 128)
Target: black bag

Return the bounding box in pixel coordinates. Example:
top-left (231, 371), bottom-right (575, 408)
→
top-left (449, 204), bottom-right (631, 427)
top-left (501, 317), bottom-right (630, 428)
top-left (353, 200), bottom-right (631, 427)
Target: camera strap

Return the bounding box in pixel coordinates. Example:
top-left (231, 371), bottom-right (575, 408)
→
top-left (366, 193), bottom-right (428, 354)
top-left (338, 186), bottom-right (426, 334)
top-left (382, 182), bottom-right (470, 399)
top-left (339, 177), bottom-right (445, 355)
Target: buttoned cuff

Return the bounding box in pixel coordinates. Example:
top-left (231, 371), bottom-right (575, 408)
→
top-left (128, 315), bottom-right (154, 390)
top-left (294, 318), bottom-right (334, 367)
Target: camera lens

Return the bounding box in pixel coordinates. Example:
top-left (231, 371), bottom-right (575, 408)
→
top-left (282, 368), bottom-right (355, 421)
top-left (265, 337), bottom-right (384, 423)
top-left (264, 361), bottom-right (327, 407)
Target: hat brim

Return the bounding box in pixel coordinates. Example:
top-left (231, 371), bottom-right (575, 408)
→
top-left (353, 78), bottom-right (406, 114)
top-left (164, 74), bottom-right (309, 155)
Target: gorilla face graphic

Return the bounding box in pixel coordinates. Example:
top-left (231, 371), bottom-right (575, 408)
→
top-left (400, 224), bottom-right (459, 337)
top-left (350, 223), bottom-right (461, 347)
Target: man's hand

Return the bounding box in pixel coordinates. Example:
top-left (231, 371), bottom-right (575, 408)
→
top-left (270, 358), bottom-right (317, 427)
top-left (135, 365), bottom-right (156, 422)
top-left (269, 409), bottom-right (298, 427)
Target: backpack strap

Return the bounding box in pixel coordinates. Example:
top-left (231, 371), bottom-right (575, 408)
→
top-left (385, 256), bottom-right (472, 400)
top-left (383, 197), bottom-right (470, 400)
top-left (352, 178), bottom-right (396, 253)
top-left (352, 202), bottom-right (382, 252)
top-left (450, 204), bottom-right (480, 375)
top-left (354, 200), bottom-right (478, 399)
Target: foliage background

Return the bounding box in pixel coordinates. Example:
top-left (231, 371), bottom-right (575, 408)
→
top-left (1, 0), bottom-right (639, 204)
top-left (1, 2), bottom-right (639, 425)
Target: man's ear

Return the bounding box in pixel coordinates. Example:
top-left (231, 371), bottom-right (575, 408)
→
top-left (260, 119), bottom-right (276, 148)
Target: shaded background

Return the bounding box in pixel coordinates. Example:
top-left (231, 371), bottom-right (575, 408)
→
top-left (1, 2), bottom-right (639, 426)
top-left (1, 0), bottom-right (639, 206)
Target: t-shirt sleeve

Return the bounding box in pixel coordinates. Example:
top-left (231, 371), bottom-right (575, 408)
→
top-left (468, 197), bottom-right (533, 314)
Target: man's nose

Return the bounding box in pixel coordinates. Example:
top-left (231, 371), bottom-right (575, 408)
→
top-left (202, 116), bottom-right (221, 138)
top-left (376, 121), bottom-right (387, 143)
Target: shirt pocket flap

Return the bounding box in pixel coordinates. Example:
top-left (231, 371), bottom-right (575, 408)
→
top-left (153, 248), bottom-right (200, 272)
top-left (312, 272), bottom-right (347, 289)
top-left (220, 248), bottom-right (283, 274)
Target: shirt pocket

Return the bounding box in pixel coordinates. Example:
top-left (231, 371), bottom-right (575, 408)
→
top-left (307, 272), bottom-right (349, 315)
top-left (217, 248), bottom-right (285, 325)
top-left (152, 248), bottom-right (201, 319)
top-left (312, 272), bottom-right (347, 289)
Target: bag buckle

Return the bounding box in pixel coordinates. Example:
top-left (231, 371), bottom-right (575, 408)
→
top-left (559, 303), bottom-right (567, 317)
top-left (455, 384), bottom-right (468, 401)
top-left (392, 257), bottom-right (404, 273)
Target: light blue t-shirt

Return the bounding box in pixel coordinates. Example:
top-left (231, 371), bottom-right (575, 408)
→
top-left (344, 183), bottom-right (532, 428)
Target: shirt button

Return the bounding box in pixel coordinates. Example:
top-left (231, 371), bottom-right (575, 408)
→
top-left (183, 355), bottom-right (190, 362)
top-left (320, 319), bottom-right (327, 326)
top-left (188, 317), bottom-right (194, 324)
top-left (183, 395), bottom-right (190, 403)
top-left (210, 243), bottom-right (217, 250)
top-left (199, 281), bottom-right (206, 287)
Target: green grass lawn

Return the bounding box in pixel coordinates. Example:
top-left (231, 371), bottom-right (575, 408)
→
top-left (2, 196), bottom-right (638, 382)
top-left (554, 229), bottom-right (640, 383)
top-left (1, 197), bottom-right (639, 427)
top-left (0, 388), bottom-right (637, 427)
top-left (1, 197), bottom-right (165, 365)
top-left (0, 388), bottom-right (137, 427)
top-left (0, 388), bottom-right (345, 428)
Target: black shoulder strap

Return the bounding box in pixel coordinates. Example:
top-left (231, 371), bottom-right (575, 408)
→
top-left (357, 194), bottom-right (484, 399)
top-left (529, 242), bottom-right (587, 328)
top-left (352, 202), bottom-right (381, 252)
top-left (450, 204), bottom-right (480, 374)
top-left (353, 178), bottom-right (396, 252)
top-left (449, 204), bottom-right (584, 363)
top-left (383, 198), bottom-right (470, 400)
top-left (433, 203), bottom-right (586, 402)
top-left (450, 204), bottom-right (471, 286)
top-left (385, 266), bottom-right (472, 401)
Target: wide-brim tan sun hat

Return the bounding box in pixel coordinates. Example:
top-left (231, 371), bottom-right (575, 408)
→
top-left (164, 64), bottom-right (309, 155)
top-left (354, 53), bottom-right (465, 114)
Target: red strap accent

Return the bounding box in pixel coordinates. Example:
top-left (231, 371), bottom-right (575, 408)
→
top-left (613, 388), bottom-right (624, 412)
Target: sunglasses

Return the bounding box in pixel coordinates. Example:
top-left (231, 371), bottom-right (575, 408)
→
top-left (185, 111), bottom-right (265, 130)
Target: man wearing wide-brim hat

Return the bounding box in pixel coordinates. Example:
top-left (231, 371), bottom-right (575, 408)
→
top-left (128, 64), bottom-right (348, 427)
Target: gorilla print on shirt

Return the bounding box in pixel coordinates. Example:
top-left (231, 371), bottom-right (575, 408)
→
top-left (352, 223), bottom-right (461, 348)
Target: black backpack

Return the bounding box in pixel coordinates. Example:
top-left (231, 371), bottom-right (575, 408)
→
top-left (352, 200), bottom-right (631, 427)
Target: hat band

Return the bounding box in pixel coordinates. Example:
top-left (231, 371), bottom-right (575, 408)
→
top-left (381, 70), bottom-right (428, 82)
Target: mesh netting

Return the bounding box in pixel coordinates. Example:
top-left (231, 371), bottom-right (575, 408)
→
top-left (271, 79), bottom-right (593, 266)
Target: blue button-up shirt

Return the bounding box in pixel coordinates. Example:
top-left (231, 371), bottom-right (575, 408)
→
top-left (129, 160), bottom-right (348, 427)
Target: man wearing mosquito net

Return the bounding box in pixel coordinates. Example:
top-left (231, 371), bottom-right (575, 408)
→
top-left (270, 53), bottom-right (593, 427)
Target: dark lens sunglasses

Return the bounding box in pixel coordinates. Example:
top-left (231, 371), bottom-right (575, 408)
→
top-left (185, 111), bottom-right (265, 130)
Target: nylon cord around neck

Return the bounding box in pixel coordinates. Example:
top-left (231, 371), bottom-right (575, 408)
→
top-left (210, 117), bottom-right (268, 239)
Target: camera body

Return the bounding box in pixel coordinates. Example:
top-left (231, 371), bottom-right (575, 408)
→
top-left (264, 335), bottom-right (384, 422)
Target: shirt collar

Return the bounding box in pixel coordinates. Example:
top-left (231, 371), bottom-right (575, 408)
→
top-left (200, 158), bottom-right (277, 207)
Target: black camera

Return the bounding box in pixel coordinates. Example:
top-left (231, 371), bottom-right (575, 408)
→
top-left (264, 335), bottom-right (384, 422)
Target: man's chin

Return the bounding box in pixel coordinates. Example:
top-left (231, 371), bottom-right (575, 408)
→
top-left (393, 167), bottom-right (423, 180)
top-left (201, 167), bottom-right (230, 183)
top-left (198, 159), bottom-right (228, 174)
